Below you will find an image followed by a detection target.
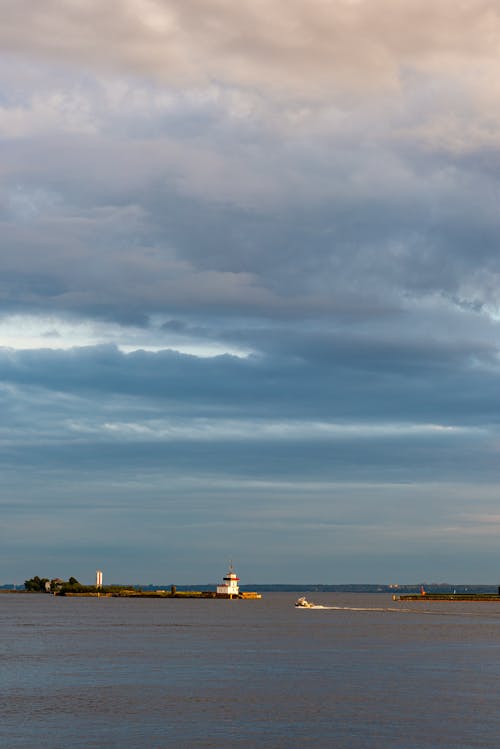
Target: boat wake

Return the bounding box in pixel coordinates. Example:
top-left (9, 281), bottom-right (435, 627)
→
top-left (292, 595), bottom-right (490, 615)
top-left (297, 605), bottom-right (404, 612)
top-left (295, 596), bottom-right (496, 617)
top-left (294, 597), bottom-right (405, 612)
top-left (301, 605), bottom-right (331, 609)
top-left (295, 604), bottom-right (492, 617)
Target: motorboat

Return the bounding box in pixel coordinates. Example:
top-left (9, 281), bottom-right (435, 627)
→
top-left (295, 596), bottom-right (316, 608)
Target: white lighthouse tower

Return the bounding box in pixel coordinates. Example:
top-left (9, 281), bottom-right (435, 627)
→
top-left (216, 562), bottom-right (240, 598)
top-left (96, 570), bottom-right (103, 588)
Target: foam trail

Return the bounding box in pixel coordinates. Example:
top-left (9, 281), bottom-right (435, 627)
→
top-left (296, 605), bottom-right (491, 617)
top-left (297, 605), bottom-right (406, 612)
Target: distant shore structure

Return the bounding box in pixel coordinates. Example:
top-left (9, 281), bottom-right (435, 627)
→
top-left (216, 562), bottom-right (240, 598)
top-left (96, 570), bottom-right (103, 588)
top-left (395, 592), bottom-right (500, 602)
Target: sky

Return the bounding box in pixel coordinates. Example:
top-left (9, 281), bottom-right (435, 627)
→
top-left (2, 0), bottom-right (500, 585)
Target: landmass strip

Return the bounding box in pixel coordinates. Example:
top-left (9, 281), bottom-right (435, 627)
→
top-left (15, 564), bottom-right (261, 599)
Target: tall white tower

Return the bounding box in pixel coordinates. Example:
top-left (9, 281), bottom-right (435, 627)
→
top-left (96, 570), bottom-right (103, 588)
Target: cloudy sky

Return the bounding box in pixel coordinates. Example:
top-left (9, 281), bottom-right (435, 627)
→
top-left (2, 0), bottom-right (500, 585)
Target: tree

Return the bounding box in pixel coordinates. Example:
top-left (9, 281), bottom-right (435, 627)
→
top-left (24, 576), bottom-right (49, 592)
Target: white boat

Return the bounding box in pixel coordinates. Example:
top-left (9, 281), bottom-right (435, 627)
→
top-left (294, 595), bottom-right (331, 609)
top-left (295, 596), bottom-right (316, 608)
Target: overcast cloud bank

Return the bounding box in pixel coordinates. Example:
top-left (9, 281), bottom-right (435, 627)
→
top-left (1, 1), bottom-right (500, 583)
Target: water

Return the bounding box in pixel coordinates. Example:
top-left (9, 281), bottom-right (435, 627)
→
top-left (2, 592), bottom-right (500, 748)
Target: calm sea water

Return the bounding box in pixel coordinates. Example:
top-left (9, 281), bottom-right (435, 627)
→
top-left (2, 592), bottom-right (500, 748)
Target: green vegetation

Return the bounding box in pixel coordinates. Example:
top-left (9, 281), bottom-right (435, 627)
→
top-left (23, 576), bottom-right (193, 596)
top-left (58, 582), bottom-right (143, 596)
top-left (24, 576), bottom-right (50, 592)
top-left (24, 576), bottom-right (85, 593)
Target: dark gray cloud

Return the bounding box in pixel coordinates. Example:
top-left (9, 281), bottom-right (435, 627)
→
top-left (0, 338), bottom-right (498, 425)
top-left (2, 123), bottom-right (500, 326)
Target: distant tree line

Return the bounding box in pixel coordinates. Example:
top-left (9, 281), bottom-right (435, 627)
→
top-left (24, 576), bottom-right (144, 595)
top-left (24, 576), bottom-right (82, 593)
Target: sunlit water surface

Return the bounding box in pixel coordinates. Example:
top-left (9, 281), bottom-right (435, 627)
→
top-left (2, 593), bottom-right (500, 748)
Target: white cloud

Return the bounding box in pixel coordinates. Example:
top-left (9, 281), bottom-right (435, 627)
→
top-left (0, 313), bottom-right (250, 356)
top-left (71, 417), bottom-right (478, 442)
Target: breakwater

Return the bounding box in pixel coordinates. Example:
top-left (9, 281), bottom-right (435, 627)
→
top-left (396, 593), bottom-right (500, 602)
top-left (62, 590), bottom-right (261, 599)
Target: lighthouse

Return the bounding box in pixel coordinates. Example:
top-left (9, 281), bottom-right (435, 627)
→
top-left (216, 562), bottom-right (240, 598)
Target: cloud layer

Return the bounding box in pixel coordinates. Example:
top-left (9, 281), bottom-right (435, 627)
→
top-left (1, 1), bottom-right (500, 583)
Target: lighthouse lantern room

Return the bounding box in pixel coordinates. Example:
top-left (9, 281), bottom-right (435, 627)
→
top-left (216, 563), bottom-right (240, 598)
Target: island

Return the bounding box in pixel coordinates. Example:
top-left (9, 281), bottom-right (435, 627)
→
top-left (21, 566), bottom-right (261, 599)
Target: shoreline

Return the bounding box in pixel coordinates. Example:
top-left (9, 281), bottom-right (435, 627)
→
top-left (0, 589), bottom-right (261, 599)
